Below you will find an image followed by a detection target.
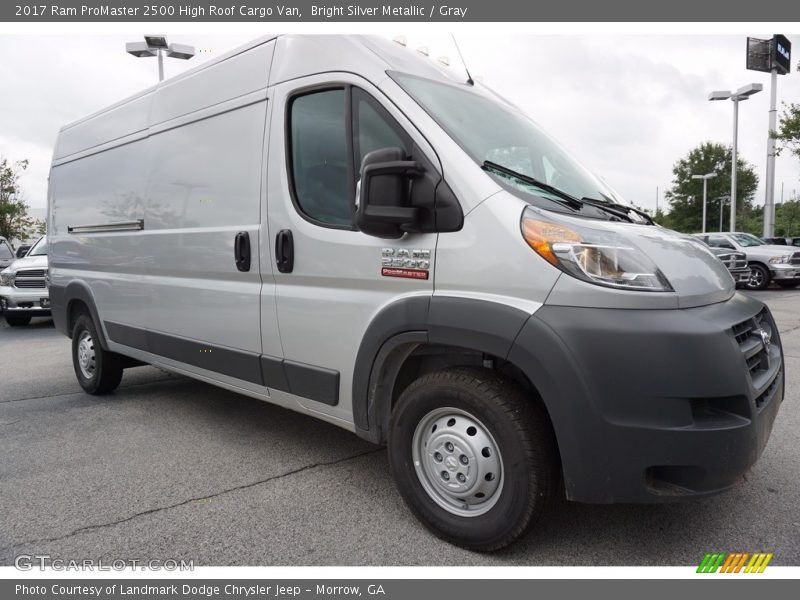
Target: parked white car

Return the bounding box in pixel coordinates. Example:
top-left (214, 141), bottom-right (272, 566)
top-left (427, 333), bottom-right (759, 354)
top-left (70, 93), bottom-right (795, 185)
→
top-left (693, 232), bottom-right (800, 290)
top-left (0, 236), bottom-right (49, 326)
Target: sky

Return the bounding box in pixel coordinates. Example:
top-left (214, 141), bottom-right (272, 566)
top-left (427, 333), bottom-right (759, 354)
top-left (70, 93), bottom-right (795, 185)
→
top-left (1, 32), bottom-right (799, 217)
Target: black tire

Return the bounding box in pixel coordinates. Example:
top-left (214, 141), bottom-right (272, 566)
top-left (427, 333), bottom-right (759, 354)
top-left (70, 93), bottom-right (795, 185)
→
top-left (775, 280), bottom-right (800, 289)
top-left (71, 313), bottom-right (124, 395)
top-left (388, 366), bottom-right (558, 551)
top-left (746, 263), bottom-right (771, 291)
top-left (4, 314), bottom-right (32, 327)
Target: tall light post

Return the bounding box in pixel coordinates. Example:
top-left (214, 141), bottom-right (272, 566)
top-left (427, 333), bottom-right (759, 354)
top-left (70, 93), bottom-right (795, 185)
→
top-left (692, 172), bottom-right (717, 233)
top-left (715, 196), bottom-right (731, 232)
top-left (708, 84), bottom-right (762, 232)
top-left (126, 35), bottom-right (195, 82)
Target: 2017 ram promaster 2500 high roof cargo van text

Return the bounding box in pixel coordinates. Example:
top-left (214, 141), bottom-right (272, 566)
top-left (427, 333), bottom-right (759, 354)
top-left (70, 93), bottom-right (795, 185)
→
top-left (47, 35), bottom-right (784, 551)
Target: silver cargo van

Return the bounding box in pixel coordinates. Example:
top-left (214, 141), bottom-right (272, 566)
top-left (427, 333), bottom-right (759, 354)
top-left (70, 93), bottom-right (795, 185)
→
top-left (48, 35), bottom-right (784, 550)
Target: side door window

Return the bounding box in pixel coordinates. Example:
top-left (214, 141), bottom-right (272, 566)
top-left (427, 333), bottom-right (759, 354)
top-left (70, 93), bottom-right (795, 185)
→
top-left (287, 86), bottom-right (413, 229)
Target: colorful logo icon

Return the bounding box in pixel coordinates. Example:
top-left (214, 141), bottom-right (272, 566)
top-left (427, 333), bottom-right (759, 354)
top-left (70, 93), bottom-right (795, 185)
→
top-left (697, 552), bottom-right (773, 573)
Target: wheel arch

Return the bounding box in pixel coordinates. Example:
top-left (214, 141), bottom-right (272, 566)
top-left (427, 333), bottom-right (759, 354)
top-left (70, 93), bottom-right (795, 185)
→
top-left (352, 296), bottom-right (556, 443)
top-left (50, 280), bottom-right (109, 350)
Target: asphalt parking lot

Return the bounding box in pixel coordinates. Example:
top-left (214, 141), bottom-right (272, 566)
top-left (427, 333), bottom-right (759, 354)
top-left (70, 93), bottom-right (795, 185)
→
top-left (1, 289), bottom-right (798, 566)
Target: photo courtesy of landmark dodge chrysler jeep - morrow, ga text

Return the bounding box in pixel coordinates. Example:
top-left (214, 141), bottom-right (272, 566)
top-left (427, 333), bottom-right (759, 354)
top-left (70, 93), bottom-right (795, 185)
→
top-left (47, 35), bottom-right (784, 551)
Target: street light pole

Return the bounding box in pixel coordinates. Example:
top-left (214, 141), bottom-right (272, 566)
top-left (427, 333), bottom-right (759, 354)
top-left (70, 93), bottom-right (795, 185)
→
top-left (764, 68), bottom-right (778, 237)
top-left (709, 83), bottom-right (762, 232)
top-left (692, 172), bottom-right (717, 233)
top-left (731, 97), bottom-right (739, 233)
top-left (126, 35), bottom-right (195, 83)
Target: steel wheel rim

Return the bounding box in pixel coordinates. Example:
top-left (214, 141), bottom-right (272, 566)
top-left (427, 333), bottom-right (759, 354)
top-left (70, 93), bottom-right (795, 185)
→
top-left (411, 407), bottom-right (503, 517)
top-left (77, 330), bottom-right (96, 380)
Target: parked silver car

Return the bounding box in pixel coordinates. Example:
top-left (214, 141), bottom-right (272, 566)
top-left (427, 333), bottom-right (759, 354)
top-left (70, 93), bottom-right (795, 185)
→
top-left (0, 235), bottom-right (49, 326)
top-left (693, 232), bottom-right (800, 290)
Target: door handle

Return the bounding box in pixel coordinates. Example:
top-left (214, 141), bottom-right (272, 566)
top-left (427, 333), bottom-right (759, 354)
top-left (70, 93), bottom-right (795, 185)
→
top-left (234, 231), bottom-right (251, 272)
top-left (275, 229), bottom-right (294, 273)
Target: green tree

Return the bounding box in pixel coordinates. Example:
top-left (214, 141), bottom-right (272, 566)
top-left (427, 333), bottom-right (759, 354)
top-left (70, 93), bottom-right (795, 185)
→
top-left (773, 62), bottom-right (800, 162)
top-left (773, 102), bottom-right (800, 161)
top-left (775, 199), bottom-right (800, 236)
top-left (0, 157), bottom-right (42, 241)
top-left (664, 142), bottom-right (759, 233)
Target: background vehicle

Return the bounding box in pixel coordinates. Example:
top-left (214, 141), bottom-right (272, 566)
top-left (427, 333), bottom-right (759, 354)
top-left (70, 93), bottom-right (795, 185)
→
top-left (694, 232), bottom-right (800, 290)
top-left (708, 247), bottom-right (751, 286)
top-left (48, 35), bottom-right (783, 550)
top-left (0, 236), bottom-right (50, 326)
top-left (0, 237), bottom-right (15, 271)
top-left (15, 243), bottom-right (32, 258)
top-left (762, 236), bottom-right (800, 247)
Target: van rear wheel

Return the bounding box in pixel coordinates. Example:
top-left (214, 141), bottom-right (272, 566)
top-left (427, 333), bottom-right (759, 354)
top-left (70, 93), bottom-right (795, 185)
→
top-left (71, 314), bottom-right (123, 395)
top-left (388, 367), bottom-right (558, 551)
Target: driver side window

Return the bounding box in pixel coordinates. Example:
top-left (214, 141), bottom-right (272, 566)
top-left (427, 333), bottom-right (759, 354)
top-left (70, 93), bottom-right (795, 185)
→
top-left (287, 86), bottom-right (411, 229)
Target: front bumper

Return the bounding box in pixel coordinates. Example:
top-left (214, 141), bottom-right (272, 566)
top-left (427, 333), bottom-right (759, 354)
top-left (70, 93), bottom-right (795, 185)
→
top-left (509, 293), bottom-right (784, 503)
top-left (0, 285), bottom-right (51, 315)
top-left (730, 268), bottom-right (751, 284)
top-left (770, 264), bottom-right (800, 280)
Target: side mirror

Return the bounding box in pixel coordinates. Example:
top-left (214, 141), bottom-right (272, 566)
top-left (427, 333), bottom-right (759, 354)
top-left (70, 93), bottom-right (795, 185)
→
top-left (356, 147), bottom-right (423, 238)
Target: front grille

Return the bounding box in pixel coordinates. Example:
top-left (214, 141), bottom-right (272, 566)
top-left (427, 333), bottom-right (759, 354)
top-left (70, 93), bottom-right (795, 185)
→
top-left (717, 252), bottom-right (748, 271)
top-left (13, 269), bottom-right (47, 290)
top-left (17, 269), bottom-right (45, 277)
top-left (755, 374), bottom-right (780, 410)
top-left (731, 309), bottom-right (774, 377)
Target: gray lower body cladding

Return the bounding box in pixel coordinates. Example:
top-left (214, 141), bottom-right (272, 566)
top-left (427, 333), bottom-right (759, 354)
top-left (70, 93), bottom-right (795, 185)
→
top-left (513, 292), bottom-right (783, 503)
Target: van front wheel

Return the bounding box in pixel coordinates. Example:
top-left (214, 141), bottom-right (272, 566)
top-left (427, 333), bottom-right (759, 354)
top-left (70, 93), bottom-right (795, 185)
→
top-left (388, 367), bottom-right (558, 551)
top-left (71, 314), bottom-right (123, 395)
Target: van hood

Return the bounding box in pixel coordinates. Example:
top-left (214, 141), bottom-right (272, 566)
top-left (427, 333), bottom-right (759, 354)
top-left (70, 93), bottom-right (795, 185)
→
top-left (5, 254), bottom-right (48, 272)
top-left (632, 226), bottom-right (734, 307)
top-left (540, 211), bottom-right (734, 309)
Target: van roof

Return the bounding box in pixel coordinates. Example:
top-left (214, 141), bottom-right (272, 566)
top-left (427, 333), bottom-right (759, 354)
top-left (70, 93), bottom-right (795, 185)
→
top-left (58, 34), bottom-right (463, 134)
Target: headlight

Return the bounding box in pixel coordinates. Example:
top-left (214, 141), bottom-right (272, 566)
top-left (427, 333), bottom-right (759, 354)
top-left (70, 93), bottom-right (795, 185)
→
top-left (0, 269), bottom-right (14, 286)
top-left (521, 207), bottom-right (673, 292)
top-left (768, 254), bottom-right (792, 264)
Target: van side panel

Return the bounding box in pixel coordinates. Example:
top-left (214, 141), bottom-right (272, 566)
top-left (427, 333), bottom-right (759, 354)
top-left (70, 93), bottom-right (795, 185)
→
top-left (139, 100), bottom-right (267, 354)
top-left (49, 140), bottom-right (152, 330)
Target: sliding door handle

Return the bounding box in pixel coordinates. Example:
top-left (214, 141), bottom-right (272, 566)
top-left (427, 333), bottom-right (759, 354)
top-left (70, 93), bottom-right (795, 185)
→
top-left (234, 231), bottom-right (251, 272)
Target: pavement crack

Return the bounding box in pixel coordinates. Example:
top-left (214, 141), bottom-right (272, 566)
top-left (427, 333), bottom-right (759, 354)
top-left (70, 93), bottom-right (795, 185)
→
top-left (0, 447), bottom-right (384, 553)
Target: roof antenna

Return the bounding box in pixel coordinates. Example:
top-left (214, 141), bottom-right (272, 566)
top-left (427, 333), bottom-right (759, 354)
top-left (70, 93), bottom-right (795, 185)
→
top-left (451, 34), bottom-right (474, 86)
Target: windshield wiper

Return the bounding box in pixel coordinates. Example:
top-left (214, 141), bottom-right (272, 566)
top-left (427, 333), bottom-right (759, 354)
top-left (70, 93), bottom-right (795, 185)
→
top-left (580, 197), bottom-right (652, 225)
top-left (482, 161), bottom-right (583, 210)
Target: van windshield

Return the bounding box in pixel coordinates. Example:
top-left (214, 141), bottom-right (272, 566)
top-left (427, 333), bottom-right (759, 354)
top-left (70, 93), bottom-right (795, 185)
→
top-left (391, 72), bottom-right (627, 207)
